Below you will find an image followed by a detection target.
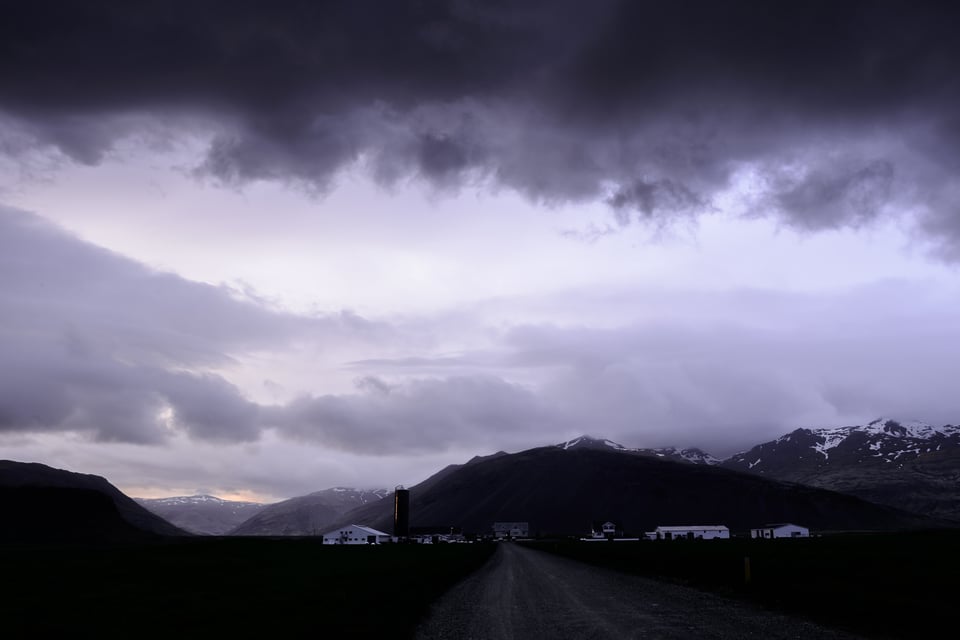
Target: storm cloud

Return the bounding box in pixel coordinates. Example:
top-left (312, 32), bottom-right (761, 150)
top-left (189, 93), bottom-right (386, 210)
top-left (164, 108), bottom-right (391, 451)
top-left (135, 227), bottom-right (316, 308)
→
top-left (1, 1), bottom-right (959, 251)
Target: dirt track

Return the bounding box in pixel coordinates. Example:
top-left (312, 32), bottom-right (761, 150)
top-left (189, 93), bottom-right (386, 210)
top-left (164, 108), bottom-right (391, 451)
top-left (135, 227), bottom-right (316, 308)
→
top-left (416, 543), bottom-right (861, 640)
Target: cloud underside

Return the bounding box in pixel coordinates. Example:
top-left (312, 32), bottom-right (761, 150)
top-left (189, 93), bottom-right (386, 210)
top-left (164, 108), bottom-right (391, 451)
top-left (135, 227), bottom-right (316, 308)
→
top-left (1, 1), bottom-right (959, 254)
top-left (2, 206), bottom-right (959, 455)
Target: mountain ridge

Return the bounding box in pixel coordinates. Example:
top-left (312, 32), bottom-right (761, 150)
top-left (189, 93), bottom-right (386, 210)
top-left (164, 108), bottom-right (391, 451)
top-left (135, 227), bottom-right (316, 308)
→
top-left (228, 486), bottom-right (389, 535)
top-left (718, 418), bottom-right (960, 520)
top-left (0, 460), bottom-right (187, 538)
top-left (329, 443), bottom-right (941, 536)
top-left (135, 494), bottom-right (266, 535)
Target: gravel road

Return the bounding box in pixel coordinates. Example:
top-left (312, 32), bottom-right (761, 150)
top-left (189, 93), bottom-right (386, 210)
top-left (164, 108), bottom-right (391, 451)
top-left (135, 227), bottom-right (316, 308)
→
top-left (416, 543), bottom-right (862, 640)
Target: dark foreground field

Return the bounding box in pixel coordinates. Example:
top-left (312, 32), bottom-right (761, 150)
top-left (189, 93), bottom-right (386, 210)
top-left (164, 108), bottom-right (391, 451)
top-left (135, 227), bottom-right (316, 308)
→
top-left (527, 530), bottom-right (960, 639)
top-left (0, 538), bottom-right (494, 637)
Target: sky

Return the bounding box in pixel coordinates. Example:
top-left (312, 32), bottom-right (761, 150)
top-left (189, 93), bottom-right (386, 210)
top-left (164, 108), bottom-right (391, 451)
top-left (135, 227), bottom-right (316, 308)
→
top-left (1, 0), bottom-right (959, 502)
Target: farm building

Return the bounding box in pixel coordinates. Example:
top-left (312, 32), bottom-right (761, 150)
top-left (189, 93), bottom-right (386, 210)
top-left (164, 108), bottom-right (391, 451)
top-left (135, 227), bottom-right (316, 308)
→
top-left (492, 522), bottom-right (529, 539)
top-left (590, 521), bottom-right (622, 539)
top-left (647, 525), bottom-right (730, 540)
top-left (321, 524), bottom-right (391, 545)
top-left (751, 523), bottom-right (809, 539)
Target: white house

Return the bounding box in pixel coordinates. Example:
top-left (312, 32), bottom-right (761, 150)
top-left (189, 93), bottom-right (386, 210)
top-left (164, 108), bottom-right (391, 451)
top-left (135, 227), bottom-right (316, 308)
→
top-left (751, 523), bottom-right (809, 539)
top-left (647, 525), bottom-right (730, 540)
top-left (492, 522), bottom-right (529, 539)
top-left (591, 521), bottom-right (619, 539)
top-left (321, 524), bottom-right (391, 545)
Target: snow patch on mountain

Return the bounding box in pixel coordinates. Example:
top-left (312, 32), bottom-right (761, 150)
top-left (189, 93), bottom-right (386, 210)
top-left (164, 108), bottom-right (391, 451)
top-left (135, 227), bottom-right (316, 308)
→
top-left (729, 418), bottom-right (960, 469)
top-left (141, 494), bottom-right (260, 506)
top-left (649, 446), bottom-right (721, 465)
top-left (556, 435), bottom-right (720, 465)
top-left (557, 435), bottom-right (628, 451)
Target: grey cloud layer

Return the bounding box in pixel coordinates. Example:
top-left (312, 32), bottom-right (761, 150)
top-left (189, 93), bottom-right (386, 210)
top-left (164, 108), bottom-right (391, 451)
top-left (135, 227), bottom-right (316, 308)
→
top-left (2, 1), bottom-right (959, 251)
top-left (3, 206), bottom-right (958, 455)
top-left (346, 285), bottom-right (960, 454)
top-left (0, 207), bottom-right (383, 443)
top-left (269, 374), bottom-right (553, 455)
top-left (0, 207), bottom-right (556, 451)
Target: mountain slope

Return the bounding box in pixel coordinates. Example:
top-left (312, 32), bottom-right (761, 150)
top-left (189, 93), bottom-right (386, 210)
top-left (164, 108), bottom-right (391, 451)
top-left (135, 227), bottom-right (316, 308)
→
top-left (136, 495), bottom-right (265, 535)
top-left (229, 487), bottom-right (387, 535)
top-left (332, 444), bottom-right (938, 536)
top-left (722, 418), bottom-right (960, 521)
top-left (0, 460), bottom-right (187, 538)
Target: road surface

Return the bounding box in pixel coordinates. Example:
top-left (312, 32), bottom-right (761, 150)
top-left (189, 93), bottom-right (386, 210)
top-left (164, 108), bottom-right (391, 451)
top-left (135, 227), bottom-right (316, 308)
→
top-left (416, 543), bottom-right (861, 640)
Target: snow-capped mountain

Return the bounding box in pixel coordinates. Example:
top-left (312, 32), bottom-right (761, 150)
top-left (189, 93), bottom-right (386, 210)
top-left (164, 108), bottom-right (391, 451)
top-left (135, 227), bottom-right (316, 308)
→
top-left (721, 418), bottom-right (960, 522)
top-left (136, 494), bottom-right (266, 535)
top-left (141, 494), bottom-right (250, 506)
top-left (557, 435), bottom-right (631, 451)
top-left (556, 435), bottom-right (720, 465)
top-left (554, 421), bottom-right (960, 522)
top-left (723, 418), bottom-right (960, 472)
top-left (328, 438), bottom-right (937, 536)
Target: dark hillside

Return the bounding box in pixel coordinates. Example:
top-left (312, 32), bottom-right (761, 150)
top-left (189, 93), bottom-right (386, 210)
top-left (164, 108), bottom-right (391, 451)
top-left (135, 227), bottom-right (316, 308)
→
top-left (336, 446), bottom-right (941, 536)
top-left (0, 460), bottom-right (186, 537)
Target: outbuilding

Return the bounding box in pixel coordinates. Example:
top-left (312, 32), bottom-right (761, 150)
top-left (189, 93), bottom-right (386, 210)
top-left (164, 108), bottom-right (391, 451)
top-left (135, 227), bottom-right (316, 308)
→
top-left (321, 524), bottom-right (391, 545)
top-left (591, 521), bottom-right (621, 539)
top-left (492, 522), bottom-right (529, 539)
top-left (751, 523), bottom-right (809, 539)
top-left (647, 525), bottom-right (730, 540)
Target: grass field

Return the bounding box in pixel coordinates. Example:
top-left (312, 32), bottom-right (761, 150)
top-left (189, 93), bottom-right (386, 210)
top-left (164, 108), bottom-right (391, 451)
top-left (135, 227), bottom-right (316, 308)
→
top-left (0, 538), bottom-right (495, 638)
top-left (526, 530), bottom-right (960, 639)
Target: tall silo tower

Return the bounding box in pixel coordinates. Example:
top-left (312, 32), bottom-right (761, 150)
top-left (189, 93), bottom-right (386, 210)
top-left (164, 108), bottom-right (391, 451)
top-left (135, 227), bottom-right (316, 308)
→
top-left (393, 485), bottom-right (410, 539)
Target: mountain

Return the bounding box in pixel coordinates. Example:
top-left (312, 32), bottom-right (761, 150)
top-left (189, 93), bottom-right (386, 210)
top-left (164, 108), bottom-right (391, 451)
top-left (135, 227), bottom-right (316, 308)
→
top-left (229, 487), bottom-right (388, 535)
top-left (0, 460), bottom-right (186, 540)
top-left (722, 418), bottom-right (960, 521)
top-left (557, 435), bottom-right (721, 465)
top-left (136, 495), bottom-right (266, 535)
top-left (330, 443), bottom-right (939, 536)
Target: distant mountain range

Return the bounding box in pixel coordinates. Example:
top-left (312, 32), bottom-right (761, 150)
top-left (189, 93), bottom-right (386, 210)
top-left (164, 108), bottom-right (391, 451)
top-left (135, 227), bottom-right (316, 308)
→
top-left (720, 418), bottom-right (960, 521)
top-left (227, 487), bottom-right (389, 536)
top-left (135, 495), bottom-right (266, 535)
top-left (6, 417), bottom-right (958, 541)
top-left (0, 460), bottom-right (187, 540)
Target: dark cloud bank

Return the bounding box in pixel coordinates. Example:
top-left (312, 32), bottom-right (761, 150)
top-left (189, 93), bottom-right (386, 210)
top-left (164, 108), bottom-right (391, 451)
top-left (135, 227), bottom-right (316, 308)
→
top-left (2, 1), bottom-right (959, 253)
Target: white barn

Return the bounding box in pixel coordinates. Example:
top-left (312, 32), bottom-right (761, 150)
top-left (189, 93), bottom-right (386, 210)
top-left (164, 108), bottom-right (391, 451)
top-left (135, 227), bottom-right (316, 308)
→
top-left (648, 525), bottom-right (730, 540)
top-left (751, 523), bottom-right (809, 539)
top-left (321, 524), bottom-right (391, 545)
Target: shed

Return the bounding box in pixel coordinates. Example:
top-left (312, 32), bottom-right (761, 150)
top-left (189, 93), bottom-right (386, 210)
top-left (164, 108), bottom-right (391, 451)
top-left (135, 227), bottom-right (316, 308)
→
top-left (751, 523), bottom-right (809, 539)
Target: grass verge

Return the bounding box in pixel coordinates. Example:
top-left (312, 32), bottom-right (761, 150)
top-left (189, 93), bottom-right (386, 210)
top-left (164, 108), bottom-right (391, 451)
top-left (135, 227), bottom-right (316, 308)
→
top-left (0, 538), bottom-right (494, 638)
top-left (525, 530), bottom-right (960, 639)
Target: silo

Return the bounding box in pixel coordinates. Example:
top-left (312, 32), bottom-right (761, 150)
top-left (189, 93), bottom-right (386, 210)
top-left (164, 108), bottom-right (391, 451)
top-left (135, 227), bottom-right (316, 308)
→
top-left (393, 485), bottom-right (410, 538)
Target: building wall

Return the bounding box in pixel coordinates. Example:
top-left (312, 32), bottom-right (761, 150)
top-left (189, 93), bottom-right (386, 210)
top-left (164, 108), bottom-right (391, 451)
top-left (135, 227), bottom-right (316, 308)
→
top-left (492, 522), bottom-right (529, 538)
top-left (654, 527), bottom-right (730, 540)
top-left (752, 525), bottom-right (809, 539)
top-left (322, 527), bottom-right (390, 544)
